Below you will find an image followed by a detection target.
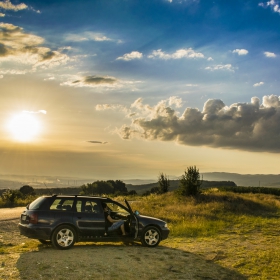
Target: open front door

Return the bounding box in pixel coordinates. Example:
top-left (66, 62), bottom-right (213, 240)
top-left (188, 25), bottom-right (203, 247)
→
top-left (124, 199), bottom-right (139, 239)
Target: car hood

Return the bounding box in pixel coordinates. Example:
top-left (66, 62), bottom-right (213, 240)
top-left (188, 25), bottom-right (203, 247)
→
top-left (137, 214), bottom-right (165, 224)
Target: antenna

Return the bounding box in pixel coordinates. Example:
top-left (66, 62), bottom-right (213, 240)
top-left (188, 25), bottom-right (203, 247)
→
top-left (44, 183), bottom-right (52, 195)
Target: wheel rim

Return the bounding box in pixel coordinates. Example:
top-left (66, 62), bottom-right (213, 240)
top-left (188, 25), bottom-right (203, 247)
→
top-left (56, 228), bottom-right (74, 247)
top-left (144, 229), bottom-right (159, 246)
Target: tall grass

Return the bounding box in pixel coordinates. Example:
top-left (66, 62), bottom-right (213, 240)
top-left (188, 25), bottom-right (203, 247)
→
top-left (118, 189), bottom-right (280, 238)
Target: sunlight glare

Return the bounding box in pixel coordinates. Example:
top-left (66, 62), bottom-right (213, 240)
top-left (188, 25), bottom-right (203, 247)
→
top-left (7, 112), bottom-right (42, 142)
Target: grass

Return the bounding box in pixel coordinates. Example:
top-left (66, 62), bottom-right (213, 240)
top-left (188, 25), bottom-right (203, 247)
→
top-left (115, 189), bottom-right (280, 279)
top-left (1, 189), bottom-right (280, 279)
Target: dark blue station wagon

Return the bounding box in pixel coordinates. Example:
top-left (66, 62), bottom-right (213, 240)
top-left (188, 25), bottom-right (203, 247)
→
top-left (18, 195), bottom-right (170, 250)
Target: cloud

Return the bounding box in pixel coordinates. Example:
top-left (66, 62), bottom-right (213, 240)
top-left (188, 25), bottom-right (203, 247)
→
top-left (0, 13), bottom-right (5, 17)
top-left (186, 84), bottom-right (198, 87)
top-left (0, 0), bottom-right (27, 11)
top-left (259, 0), bottom-right (280, 14)
top-left (95, 104), bottom-right (129, 113)
top-left (0, 23), bottom-right (69, 69)
top-left (103, 95), bottom-right (280, 153)
top-left (116, 51), bottom-right (143, 61)
top-left (62, 74), bottom-right (141, 90)
top-left (22, 110), bottom-right (47, 114)
top-left (253, 82), bottom-right (264, 87)
top-left (65, 32), bottom-right (117, 43)
top-left (148, 48), bottom-right (204, 59)
top-left (232, 49), bottom-right (248, 55)
top-left (264, 51), bottom-right (276, 57)
top-left (61, 75), bottom-right (119, 88)
top-left (88, 141), bottom-right (108, 144)
top-left (205, 64), bottom-right (235, 72)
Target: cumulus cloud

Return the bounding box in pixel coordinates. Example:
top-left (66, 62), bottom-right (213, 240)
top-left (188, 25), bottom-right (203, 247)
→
top-left (205, 64), bottom-right (235, 72)
top-left (0, 13), bottom-right (5, 17)
top-left (116, 51), bottom-right (143, 61)
top-left (99, 95), bottom-right (280, 153)
top-left (232, 49), bottom-right (249, 55)
top-left (253, 82), bottom-right (264, 87)
top-left (148, 48), bottom-right (204, 59)
top-left (0, 0), bottom-right (27, 11)
top-left (264, 51), bottom-right (276, 57)
top-left (0, 23), bottom-right (69, 69)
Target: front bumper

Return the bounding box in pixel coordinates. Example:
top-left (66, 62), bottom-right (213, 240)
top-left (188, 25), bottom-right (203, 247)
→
top-left (161, 227), bottom-right (170, 240)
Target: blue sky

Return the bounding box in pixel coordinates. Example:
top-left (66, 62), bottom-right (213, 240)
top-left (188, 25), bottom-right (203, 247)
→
top-left (0, 0), bottom-right (280, 180)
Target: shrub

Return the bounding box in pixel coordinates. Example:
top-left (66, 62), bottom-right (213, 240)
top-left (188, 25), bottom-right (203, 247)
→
top-left (177, 166), bottom-right (202, 196)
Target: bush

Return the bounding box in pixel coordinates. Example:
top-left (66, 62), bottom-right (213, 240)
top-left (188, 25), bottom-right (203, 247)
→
top-left (177, 166), bottom-right (202, 196)
top-left (1, 189), bottom-right (23, 206)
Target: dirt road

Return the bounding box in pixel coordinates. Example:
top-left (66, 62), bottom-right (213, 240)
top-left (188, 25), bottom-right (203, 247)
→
top-left (0, 207), bottom-right (25, 221)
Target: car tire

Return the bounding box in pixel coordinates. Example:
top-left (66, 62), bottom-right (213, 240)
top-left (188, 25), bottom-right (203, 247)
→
top-left (141, 226), bottom-right (161, 247)
top-left (51, 225), bottom-right (76, 250)
top-left (38, 239), bottom-right (51, 245)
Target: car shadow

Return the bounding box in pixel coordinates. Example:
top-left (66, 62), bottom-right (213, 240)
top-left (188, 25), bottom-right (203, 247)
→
top-left (16, 241), bottom-right (247, 280)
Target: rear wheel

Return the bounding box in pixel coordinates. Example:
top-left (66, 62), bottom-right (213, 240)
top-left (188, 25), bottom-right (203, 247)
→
top-left (141, 226), bottom-right (161, 247)
top-left (51, 225), bottom-right (76, 250)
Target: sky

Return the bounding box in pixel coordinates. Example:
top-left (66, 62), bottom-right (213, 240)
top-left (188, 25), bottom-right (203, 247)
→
top-left (0, 0), bottom-right (280, 180)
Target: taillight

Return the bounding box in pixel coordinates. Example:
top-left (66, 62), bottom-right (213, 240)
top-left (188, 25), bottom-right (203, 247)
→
top-left (29, 213), bottom-right (38, 224)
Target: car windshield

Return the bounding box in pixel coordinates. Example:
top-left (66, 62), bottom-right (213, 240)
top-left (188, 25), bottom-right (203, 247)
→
top-left (28, 197), bottom-right (46, 210)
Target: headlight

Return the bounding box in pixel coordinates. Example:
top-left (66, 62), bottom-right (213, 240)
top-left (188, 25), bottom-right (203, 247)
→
top-left (164, 223), bottom-right (168, 228)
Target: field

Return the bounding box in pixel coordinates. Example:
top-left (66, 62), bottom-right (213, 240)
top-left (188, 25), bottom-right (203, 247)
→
top-left (1, 190), bottom-right (280, 279)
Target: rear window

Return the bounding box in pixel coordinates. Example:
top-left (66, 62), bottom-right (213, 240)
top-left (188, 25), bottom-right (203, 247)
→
top-left (28, 197), bottom-right (46, 210)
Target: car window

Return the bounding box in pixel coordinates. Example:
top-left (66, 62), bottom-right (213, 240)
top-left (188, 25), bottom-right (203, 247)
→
top-left (76, 199), bottom-right (100, 213)
top-left (50, 198), bottom-right (74, 211)
top-left (106, 202), bottom-right (129, 215)
top-left (28, 197), bottom-right (46, 210)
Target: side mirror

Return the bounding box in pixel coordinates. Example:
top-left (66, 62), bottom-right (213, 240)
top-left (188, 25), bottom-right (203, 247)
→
top-left (134, 210), bottom-right (140, 216)
top-left (26, 203), bottom-right (30, 210)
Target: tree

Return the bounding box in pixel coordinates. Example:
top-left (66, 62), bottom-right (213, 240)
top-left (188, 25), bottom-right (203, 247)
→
top-left (107, 180), bottom-right (128, 194)
top-left (128, 190), bottom-right (137, 195)
top-left (80, 183), bottom-right (96, 195)
top-left (177, 166), bottom-right (202, 196)
top-left (158, 173), bottom-right (170, 194)
top-left (94, 181), bottom-right (114, 195)
top-left (1, 189), bottom-right (22, 205)
top-left (19, 185), bottom-right (36, 197)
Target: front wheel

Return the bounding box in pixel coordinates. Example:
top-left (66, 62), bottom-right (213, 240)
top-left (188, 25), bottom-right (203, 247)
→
top-left (141, 226), bottom-right (161, 247)
top-left (51, 225), bottom-right (76, 250)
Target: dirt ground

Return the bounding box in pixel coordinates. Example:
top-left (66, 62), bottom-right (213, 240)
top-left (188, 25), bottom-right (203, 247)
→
top-left (0, 220), bottom-right (246, 280)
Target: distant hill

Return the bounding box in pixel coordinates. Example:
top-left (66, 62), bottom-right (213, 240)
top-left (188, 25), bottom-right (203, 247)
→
top-left (1, 172), bottom-right (280, 191)
top-left (126, 180), bottom-right (236, 194)
top-left (202, 172), bottom-right (280, 187)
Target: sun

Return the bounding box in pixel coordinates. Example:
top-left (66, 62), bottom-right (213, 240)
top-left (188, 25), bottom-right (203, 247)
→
top-left (7, 112), bottom-right (42, 142)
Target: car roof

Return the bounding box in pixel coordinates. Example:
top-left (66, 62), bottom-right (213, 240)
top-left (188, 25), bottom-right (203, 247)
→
top-left (43, 195), bottom-right (114, 202)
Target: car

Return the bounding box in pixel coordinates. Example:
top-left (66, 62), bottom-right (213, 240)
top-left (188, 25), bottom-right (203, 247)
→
top-left (18, 195), bottom-right (170, 250)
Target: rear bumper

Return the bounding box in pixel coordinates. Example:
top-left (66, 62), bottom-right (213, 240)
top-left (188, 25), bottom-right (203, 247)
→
top-left (18, 223), bottom-right (52, 240)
